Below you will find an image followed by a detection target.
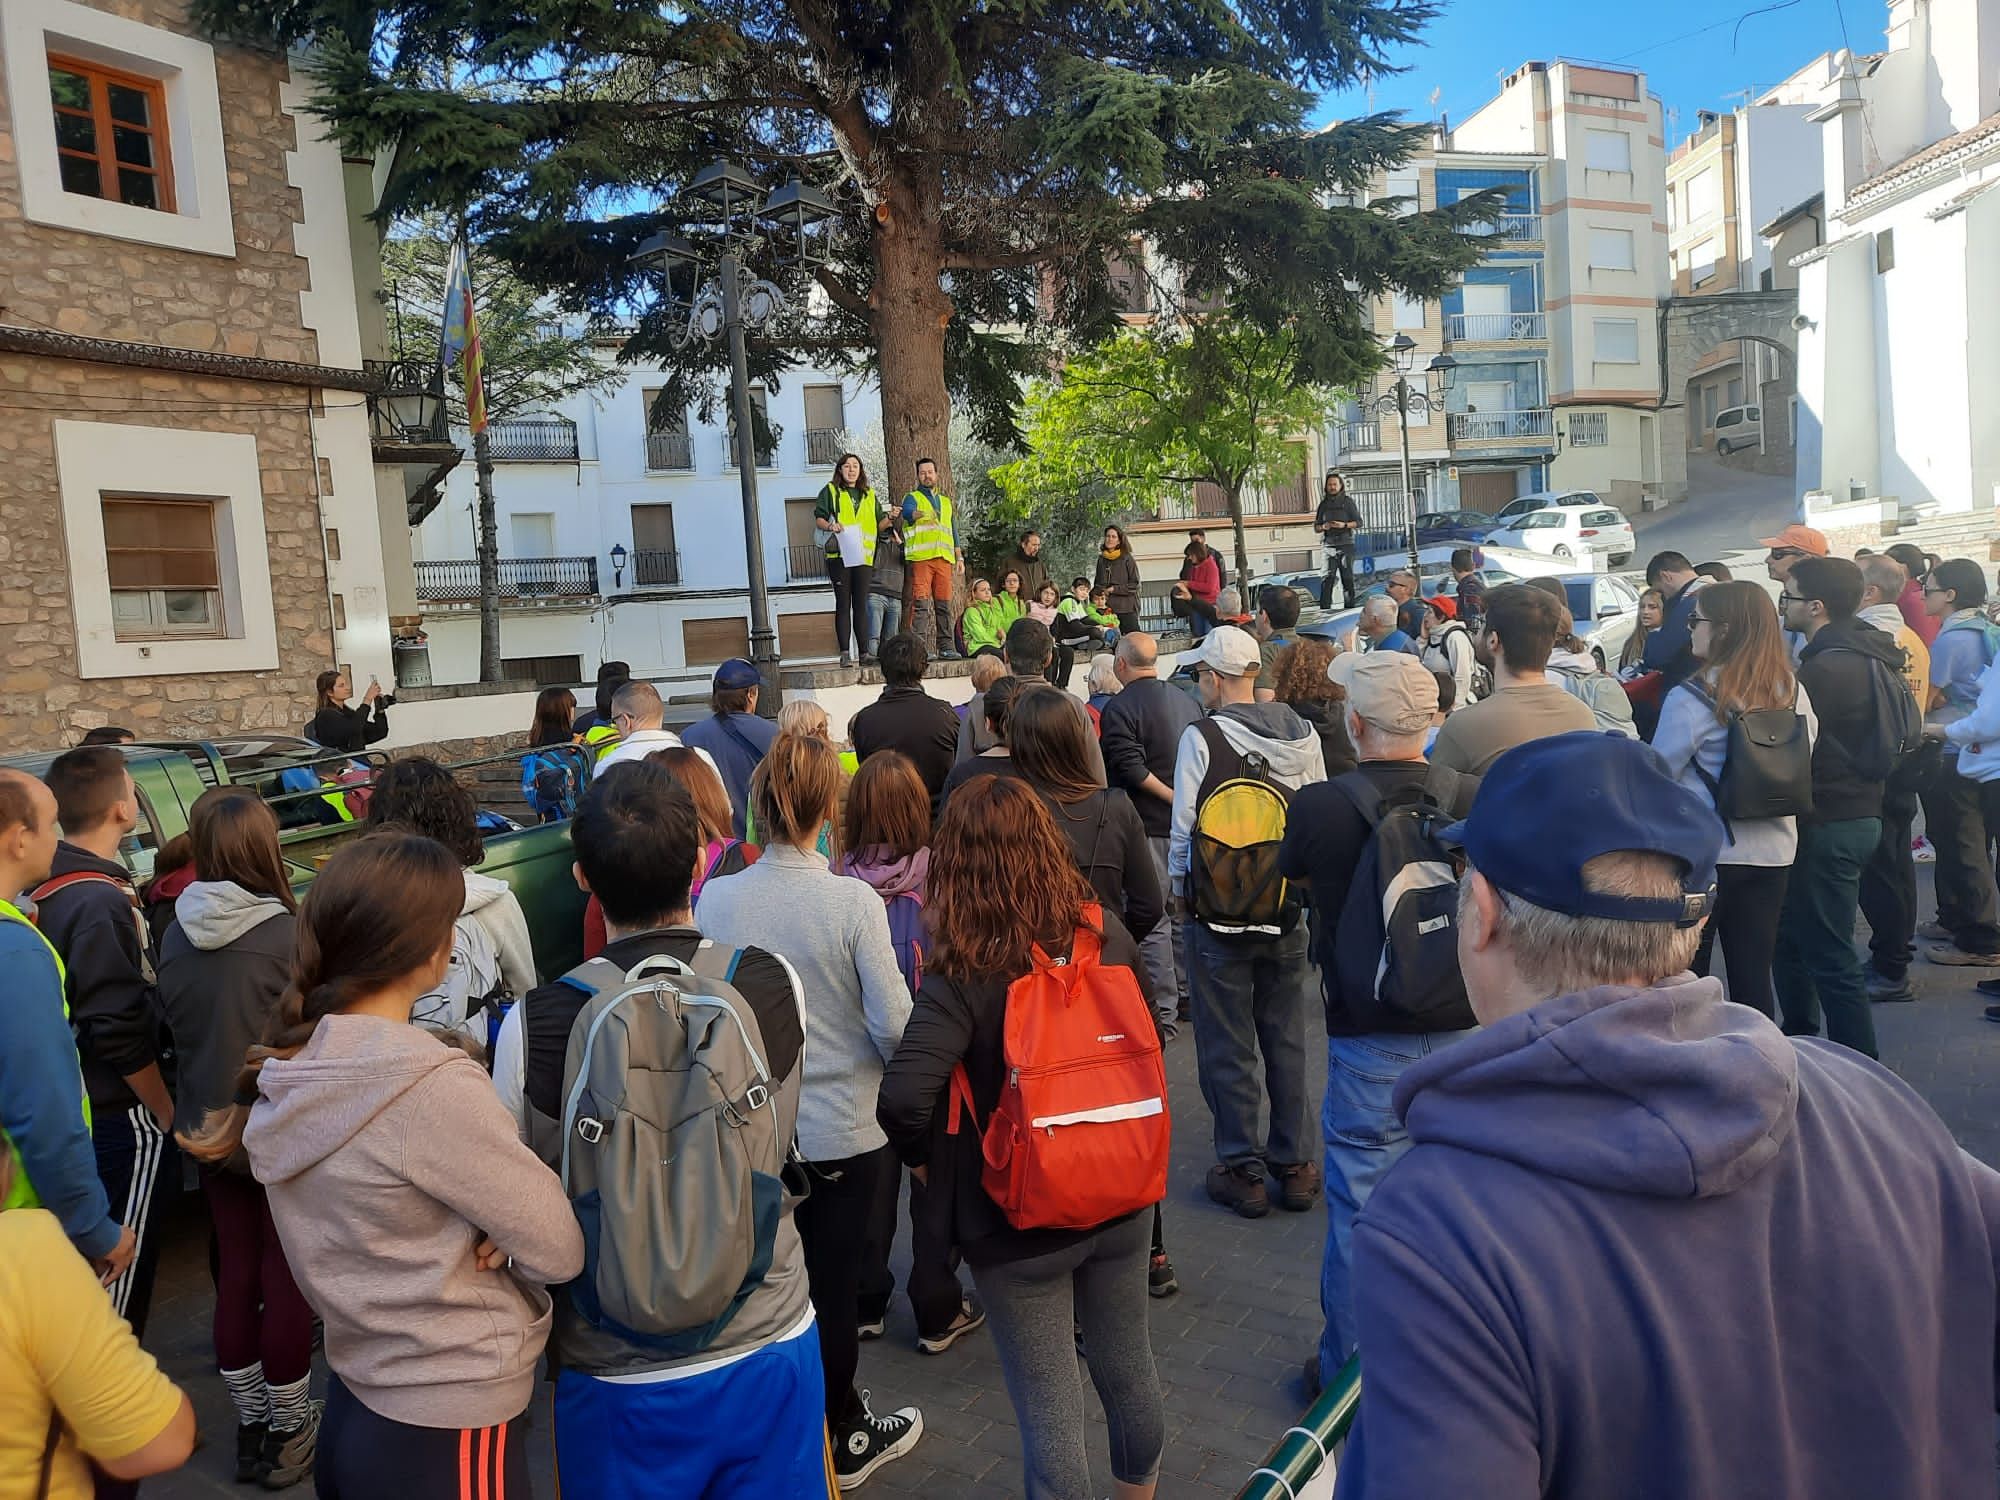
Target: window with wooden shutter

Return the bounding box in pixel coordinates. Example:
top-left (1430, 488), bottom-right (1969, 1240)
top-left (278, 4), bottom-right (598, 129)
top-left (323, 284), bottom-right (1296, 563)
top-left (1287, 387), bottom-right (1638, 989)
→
top-left (780, 611), bottom-right (840, 659)
top-left (103, 496), bottom-right (222, 638)
top-left (683, 616), bottom-right (751, 666)
top-left (48, 55), bottom-right (175, 213)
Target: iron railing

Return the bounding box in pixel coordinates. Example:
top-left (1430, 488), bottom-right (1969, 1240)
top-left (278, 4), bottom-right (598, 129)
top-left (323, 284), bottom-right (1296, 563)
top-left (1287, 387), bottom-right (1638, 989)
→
top-left (1341, 419), bottom-right (1382, 452)
top-left (414, 556), bottom-right (600, 603)
top-left (1157, 483), bottom-right (1314, 522)
top-left (486, 419), bottom-right (580, 461)
top-left (805, 428), bottom-right (843, 466)
top-left (645, 431), bottom-right (694, 470)
top-left (1445, 311), bottom-right (1547, 342)
top-left (786, 541), bottom-right (828, 581)
top-left (1468, 212), bottom-right (1543, 242)
top-left (631, 548), bottom-right (680, 587)
top-left (1239, 1357), bottom-right (1361, 1500)
top-left (1449, 408), bottom-right (1556, 443)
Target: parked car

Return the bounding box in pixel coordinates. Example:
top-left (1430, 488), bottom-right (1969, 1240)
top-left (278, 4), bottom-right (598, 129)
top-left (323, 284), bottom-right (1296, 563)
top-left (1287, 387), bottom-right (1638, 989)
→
top-left (1483, 503), bottom-right (1635, 567)
top-left (1413, 509), bottom-right (1500, 546)
top-left (1490, 489), bottom-right (1607, 528)
top-left (1556, 572), bottom-right (1645, 669)
top-left (1714, 404), bottom-right (1763, 455)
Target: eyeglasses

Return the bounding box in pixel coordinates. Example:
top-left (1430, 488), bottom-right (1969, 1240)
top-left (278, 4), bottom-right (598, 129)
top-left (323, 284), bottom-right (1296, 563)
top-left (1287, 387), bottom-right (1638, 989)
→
top-left (1922, 583), bottom-right (1950, 595)
top-left (1777, 592), bottom-right (1807, 607)
top-left (1690, 613), bottom-right (1712, 625)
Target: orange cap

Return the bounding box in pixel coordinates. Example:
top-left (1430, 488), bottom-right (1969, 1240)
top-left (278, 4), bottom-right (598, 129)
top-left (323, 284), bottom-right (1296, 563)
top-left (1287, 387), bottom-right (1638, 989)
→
top-left (1756, 524), bottom-right (1829, 556)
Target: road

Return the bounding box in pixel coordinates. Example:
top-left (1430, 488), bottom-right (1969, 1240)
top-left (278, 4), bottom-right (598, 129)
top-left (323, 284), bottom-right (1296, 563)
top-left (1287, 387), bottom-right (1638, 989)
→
top-left (1631, 450), bottom-right (1798, 569)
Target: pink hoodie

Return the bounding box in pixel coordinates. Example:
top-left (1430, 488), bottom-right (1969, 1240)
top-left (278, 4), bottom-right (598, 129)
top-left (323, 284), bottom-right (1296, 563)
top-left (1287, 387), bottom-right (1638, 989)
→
top-left (243, 1014), bottom-right (584, 1427)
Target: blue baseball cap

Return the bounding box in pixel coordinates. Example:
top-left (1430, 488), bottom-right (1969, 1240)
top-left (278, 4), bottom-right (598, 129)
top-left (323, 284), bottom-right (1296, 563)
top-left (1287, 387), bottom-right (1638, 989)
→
top-left (713, 658), bottom-right (761, 690)
top-left (1438, 731), bottom-right (1722, 928)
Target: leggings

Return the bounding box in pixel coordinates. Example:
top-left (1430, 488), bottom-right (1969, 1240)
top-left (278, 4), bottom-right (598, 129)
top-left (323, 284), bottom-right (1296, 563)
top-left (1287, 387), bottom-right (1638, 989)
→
top-left (796, 1145), bottom-right (893, 1428)
top-left (203, 1168), bottom-right (314, 1383)
top-left (825, 558), bottom-right (873, 658)
top-left (1692, 863), bottom-right (1790, 1018)
top-left (968, 1212), bottom-right (1165, 1499)
top-left (317, 1376), bottom-right (531, 1500)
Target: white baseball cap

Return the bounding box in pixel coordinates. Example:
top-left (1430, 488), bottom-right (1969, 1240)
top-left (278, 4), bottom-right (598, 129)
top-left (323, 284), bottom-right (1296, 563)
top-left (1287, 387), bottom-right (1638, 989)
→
top-left (1185, 625), bottom-right (1262, 678)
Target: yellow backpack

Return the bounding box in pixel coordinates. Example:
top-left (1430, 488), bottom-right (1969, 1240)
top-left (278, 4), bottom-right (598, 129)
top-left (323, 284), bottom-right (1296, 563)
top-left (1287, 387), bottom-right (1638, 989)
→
top-left (1188, 719), bottom-right (1299, 940)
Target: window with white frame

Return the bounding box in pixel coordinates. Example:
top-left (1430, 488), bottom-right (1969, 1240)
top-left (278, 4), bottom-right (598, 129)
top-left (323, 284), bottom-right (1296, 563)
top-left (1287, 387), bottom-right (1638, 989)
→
top-left (1593, 318), bottom-right (1640, 364)
top-left (1, 0), bottom-right (237, 256)
top-left (1685, 167), bottom-right (1719, 223)
top-left (1383, 171), bottom-right (1421, 215)
top-left (1585, 129), bottom-right (1631, 173)
top-left (103, 497), bottom-right (222, 638)
top-left (1392, 291), bottom-right (1426, 329)
top-left (1689, 236), bottom-right (1720, 285)
top-left (1589, 228), bottom-right (1635, 270)
top-left (1567, 411), bottom-right (1610, 447)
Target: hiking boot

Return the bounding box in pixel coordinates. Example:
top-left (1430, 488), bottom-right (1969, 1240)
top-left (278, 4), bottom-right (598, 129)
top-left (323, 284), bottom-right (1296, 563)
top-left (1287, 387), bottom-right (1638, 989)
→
top-left (1866, 970), bottom-right (1917, 1003)
top-left (1273, 1161), bottom-right (1322, 1213)
top-left (235, 1423), bottom-right (269, 1484)
top-left (917, 1297), bottom-right (986, 1355)
top-left (857, 1313), bottom-right (886, 1342)
top-left (860, 653), bottom-right (878, 667)
top-left (257, 1402), bottom-right (321, 1490)
top-left (1925, 942), bottom-right (2000, 967)
top-left (833, 1393), bottom-right (923, 1491)
top-left (1917, 920), bottom-right (1954, 942)
top-left (1206, 1163), bottom-right (1270, 1219)
top-left (1148, 1252), bottom-right (1179, 1298)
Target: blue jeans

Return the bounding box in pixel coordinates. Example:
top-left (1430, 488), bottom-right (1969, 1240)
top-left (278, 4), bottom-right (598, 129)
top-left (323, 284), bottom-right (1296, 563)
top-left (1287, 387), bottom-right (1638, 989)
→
top-left (1186, 923), bottom-right (1313, 1176)
top-left (866, 593), bottom-right (902, 649)
top-left (1317, 1029), bottom-right (1472, 1381)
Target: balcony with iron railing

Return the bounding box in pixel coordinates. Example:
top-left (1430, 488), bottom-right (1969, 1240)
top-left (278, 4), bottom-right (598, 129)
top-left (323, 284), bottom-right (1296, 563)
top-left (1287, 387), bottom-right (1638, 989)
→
top-left (415, 556), bottom-right (600, 605)
top-left (645, 431), bottom-right (694, 471)
top-left (630, 548), bottom-right (680, 588)
top-left (1448, 408), bottom-right (1556, 446)
top-left (1467, 213), bottom-right (1543, 244)
top-left (723, 435), bottom-right (780, 471)
top-left (1445, 310), bottom-right (1548, 344)
top-left (1340, 419), bottom-right (1382, 452)
top-left (804, 428), bottom-right (843, 467)
top-left (485, 418), bottom-right (580, 462)
top-left (785, 541), bottom-right (827, 581)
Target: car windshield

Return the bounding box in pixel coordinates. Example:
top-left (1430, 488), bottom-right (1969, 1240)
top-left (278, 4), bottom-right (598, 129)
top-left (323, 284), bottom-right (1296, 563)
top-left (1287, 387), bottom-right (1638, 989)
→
top-left (1565, 581), bottom-right (1593, 621)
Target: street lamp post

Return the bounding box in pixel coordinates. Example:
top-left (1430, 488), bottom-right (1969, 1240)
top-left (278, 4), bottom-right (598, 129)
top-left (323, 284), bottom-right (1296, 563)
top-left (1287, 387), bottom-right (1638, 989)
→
top-left (1367, 333), bottom-right (1457, 574)
top-left (632, 163), bottom-right (836, 718)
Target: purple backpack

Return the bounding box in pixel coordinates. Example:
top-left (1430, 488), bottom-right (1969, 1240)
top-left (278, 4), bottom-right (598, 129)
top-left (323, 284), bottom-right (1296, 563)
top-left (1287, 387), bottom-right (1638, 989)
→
top-left (881, 888), bottom-right (926, 995)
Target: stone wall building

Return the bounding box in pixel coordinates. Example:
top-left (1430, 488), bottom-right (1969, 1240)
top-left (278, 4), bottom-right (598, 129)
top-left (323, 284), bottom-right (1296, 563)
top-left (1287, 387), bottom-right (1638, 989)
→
top-left (0, 0), bottom-right (406, 747)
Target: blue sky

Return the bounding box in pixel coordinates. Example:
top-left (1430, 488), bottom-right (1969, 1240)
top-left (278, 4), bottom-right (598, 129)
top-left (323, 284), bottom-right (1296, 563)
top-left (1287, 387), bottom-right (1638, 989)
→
top-left (1313, 0), bottom-right (1873, 149)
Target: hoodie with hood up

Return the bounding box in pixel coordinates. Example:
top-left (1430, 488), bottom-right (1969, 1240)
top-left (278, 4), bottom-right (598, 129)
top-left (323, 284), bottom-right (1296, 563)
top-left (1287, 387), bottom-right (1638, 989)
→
top-left (243, 1015), bottom-right (584, 1428)
top-left (1168, 701), bottom-right (1326, 891)
top-left (157, 881), bottom-right (295, 1154)
top-left (1335, 976), bottom-right (2000, 1500)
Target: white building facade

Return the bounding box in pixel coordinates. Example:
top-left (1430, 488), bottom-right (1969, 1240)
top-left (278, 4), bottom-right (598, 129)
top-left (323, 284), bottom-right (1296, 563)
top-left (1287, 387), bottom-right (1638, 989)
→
top-left (413, 345), bottom-right (881, 689)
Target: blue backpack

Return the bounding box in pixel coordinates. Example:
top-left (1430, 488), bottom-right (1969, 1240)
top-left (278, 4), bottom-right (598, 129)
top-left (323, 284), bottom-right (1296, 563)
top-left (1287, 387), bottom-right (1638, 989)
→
top-left (881, 888), bottom-right (926, 996)
top-left (522, 749), bottom-right (578, 821)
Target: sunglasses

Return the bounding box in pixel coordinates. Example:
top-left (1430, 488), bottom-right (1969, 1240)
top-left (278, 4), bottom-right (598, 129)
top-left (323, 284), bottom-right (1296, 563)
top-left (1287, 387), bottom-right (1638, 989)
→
top-left (1767, 548), bottom-right (1805, 561)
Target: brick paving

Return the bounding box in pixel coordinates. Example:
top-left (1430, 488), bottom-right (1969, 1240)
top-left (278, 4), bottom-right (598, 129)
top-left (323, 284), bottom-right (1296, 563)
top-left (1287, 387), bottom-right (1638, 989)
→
top-left (142, 870), bottom-right (2000, 1497)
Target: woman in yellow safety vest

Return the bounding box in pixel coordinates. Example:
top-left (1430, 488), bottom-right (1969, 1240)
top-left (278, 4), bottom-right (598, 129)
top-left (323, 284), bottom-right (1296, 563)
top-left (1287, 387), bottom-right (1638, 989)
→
top-left (814, 452), bottom-right (884, 667)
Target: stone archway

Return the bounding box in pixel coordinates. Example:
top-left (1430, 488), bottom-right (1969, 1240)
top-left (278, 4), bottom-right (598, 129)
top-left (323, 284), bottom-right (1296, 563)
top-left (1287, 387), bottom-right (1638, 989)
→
top-left (1658, 290), bottom-right (1799, 503)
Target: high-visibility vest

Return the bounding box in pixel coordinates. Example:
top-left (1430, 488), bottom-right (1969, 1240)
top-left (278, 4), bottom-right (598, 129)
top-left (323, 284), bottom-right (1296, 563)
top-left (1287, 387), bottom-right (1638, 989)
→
top-left (0, 899), bottom-right (87, 1213)
top-left (820, 484), bottom-right (880, 566)
top-left (903, 488), bottom-right (955, 562)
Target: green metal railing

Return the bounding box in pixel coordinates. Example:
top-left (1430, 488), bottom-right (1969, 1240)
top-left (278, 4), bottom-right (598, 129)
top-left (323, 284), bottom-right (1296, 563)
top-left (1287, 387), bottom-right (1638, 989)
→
top-left (1239, 1357), bottom-right (1360, 1500)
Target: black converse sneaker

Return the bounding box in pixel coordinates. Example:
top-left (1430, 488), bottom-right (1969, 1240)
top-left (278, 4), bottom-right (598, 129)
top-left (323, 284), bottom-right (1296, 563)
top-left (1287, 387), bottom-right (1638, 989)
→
top-left (234, 1423), bottom-right (269, 1484)
top-left (833, 1391), bottom-right (923, 1491)
top-left (257, 1401), bottom-right (322, 1490)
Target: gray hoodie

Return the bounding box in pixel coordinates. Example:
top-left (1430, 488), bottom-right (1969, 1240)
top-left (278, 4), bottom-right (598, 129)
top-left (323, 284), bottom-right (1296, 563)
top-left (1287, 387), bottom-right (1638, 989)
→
top-left (158, 882), bottom-right (295, 1151)
top-left (1168, 701), bottom-right (1326, 888)
top-left (1336, 975), bottom-right (2000, 1500)
top-left (244, 1014), bottom-right (584, 1428)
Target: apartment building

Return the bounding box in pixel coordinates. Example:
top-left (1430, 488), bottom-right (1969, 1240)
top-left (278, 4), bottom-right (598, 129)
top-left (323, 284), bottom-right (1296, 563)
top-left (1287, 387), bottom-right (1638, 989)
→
top-left (0, 0), bottom-right (411, 748)
top-left (411, 347), bottom-right (879, 688)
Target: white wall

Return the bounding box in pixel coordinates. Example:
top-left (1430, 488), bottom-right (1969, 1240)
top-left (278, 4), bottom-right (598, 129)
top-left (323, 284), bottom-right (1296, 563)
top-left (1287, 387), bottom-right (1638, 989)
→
top-left (1738, 105), bottom-right (1822, 286)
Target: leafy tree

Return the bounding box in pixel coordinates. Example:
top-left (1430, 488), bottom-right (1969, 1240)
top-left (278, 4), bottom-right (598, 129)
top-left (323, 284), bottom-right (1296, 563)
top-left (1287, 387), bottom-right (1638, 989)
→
top-left (996, 319), bottom-right (1343, 586)
top-left (195, 0), bottom-right (1492, 509)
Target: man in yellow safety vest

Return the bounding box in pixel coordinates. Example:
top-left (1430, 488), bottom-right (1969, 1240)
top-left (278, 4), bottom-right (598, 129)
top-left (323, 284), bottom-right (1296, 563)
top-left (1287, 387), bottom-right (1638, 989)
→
top-left (901, 457), bottom-right (962, 659)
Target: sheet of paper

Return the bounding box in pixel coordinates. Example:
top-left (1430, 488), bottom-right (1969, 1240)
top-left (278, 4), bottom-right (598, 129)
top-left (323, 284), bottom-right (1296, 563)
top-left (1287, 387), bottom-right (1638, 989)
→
top-left (836, 523), bottom-right (868, 568)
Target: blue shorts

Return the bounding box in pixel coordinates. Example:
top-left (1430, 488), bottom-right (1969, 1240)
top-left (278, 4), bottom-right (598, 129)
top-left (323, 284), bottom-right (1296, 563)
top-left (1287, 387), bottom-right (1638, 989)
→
top-left (553, 1320), bottom-right (831, 1499)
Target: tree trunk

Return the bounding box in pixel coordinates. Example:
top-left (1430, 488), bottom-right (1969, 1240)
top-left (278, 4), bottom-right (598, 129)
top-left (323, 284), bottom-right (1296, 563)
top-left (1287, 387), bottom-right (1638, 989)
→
top-left (1225, 481), bottom-right (1252, 601)
top-left (474, 424), bottom-right (501, 682)
top-left (870, 177), bottom-right (955, 503)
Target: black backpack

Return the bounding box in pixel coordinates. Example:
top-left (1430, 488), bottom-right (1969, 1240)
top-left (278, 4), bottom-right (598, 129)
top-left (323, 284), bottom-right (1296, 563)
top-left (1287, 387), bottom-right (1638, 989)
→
top-left (1327, 776), bottom-right (1475, 1034)
top-left (1813, 644), bottom-right (1927, 790)
top-left (1685, 681), bottom-right (1815, 823)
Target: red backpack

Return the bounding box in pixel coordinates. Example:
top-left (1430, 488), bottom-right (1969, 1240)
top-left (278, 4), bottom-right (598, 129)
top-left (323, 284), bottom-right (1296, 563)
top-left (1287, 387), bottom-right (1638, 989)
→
top-left (948, 903), bottom-right (1169, 1231)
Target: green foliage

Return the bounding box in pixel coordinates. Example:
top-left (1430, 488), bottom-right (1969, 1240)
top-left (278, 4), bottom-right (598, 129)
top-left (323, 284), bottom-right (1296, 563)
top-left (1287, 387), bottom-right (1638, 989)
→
top-left (380, 217), bottom-right (621, 424)
top-left (996, 318), bottom-right (1343, 579)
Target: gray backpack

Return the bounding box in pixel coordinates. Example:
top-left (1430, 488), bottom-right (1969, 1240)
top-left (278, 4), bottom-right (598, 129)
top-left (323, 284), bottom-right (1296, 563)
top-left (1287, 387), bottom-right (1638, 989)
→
top-left (546, 946), bottom-right (786, 1356)
top-left (1553, 663), bottom-right (1639, 739)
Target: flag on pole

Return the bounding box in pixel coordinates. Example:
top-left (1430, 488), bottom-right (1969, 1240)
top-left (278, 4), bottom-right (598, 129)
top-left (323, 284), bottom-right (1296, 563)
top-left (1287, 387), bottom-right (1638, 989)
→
top-left (440, 239), bottom-right (488, 434)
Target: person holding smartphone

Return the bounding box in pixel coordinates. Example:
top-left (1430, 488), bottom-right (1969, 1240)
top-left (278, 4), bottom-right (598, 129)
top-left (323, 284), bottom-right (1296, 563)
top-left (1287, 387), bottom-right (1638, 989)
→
top-left (306, 670), bottom-right (394, 752)
top-left (1316, 471), bottom-right (1363, 609)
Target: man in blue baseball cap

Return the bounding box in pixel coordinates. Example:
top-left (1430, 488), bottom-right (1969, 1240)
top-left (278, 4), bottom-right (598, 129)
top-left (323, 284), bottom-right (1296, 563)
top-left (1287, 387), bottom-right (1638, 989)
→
top-left (1336, 731), bottom-right (2000, 1500)
top-left (679, 658), bottom-right (776, 838)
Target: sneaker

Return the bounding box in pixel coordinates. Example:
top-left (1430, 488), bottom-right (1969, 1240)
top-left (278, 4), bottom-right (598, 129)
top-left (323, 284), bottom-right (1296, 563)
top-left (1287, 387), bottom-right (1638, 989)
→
top-left (1866, 971), bottom-right (1917, 1003)
top-left (235, 1422), bottom-right (269, 1484)
top-left (1148, 1252), bottom-right (1179, 1298)
top-left (1912, 836), bottom-right (1936, 863)
top-left (860, 653), bottom-right (878, 667)
top-left (917, 1296), bottom-right (986, 1355)
top-left (1917, 920), bottom-right (1955, 942)
top-left (1977, 978), bottom-right (2000, 998)
top-left (1273, 1161), bottom-right (1322, 1213)
top-left (833, 1393), bottom-right (923, 1491)
top-left (840, 653), bottom-right (853, 668)
top-left (1985, 1005), bottom-right (2000, 1024)
top-left (257, 1402), bottom-right (321, 1490)
top-left (1205, 1163), bottom-right (1270, 1220)
top-left (939, 648), bottom-right (963, 661)
top-left (857, 1314), bottom-right (886, 1342)
top-left (1925, 942), bottom-right (2000, 967)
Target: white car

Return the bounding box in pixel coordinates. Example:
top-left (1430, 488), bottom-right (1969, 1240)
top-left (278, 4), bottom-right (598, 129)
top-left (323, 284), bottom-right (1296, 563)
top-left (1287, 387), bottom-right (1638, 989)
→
top-left (1484, 503), bottom-right (1635, 567)
top-left (1714, 404), bottom-right (1762, 455)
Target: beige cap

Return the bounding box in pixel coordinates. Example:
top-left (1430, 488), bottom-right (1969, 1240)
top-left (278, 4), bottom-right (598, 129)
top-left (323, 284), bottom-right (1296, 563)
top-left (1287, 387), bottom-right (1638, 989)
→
top-left (1186, 624), bottom-right (1262, 677)
top-left (1328, 651), bottom-right (1439, 734)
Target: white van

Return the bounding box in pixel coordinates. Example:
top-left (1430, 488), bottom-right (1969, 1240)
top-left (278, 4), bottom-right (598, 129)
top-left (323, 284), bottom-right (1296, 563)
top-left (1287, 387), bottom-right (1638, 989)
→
top-left (1714, 404), bottom-right (1762, 455)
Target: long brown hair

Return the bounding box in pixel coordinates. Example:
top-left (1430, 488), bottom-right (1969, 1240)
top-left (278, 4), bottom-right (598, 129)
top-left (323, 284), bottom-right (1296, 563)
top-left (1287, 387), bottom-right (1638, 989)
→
top-left (314, 669), bottom-right (344, 707)
top-left (530, 686), bottom-right (576, 746)
top-left (189, 787), bottom-right (296, 913)
top-left (750, 732), bottom-right (842, 852)
top-left (928, 777), bottom-right (1095, 981)
top-left (842, 751), bottom-right (929, 859)
top-left (646, 745), bottom-right (734, 845)
top-left (1694, 579), bottom-right (1795, 719)
top-left (180, 832), bottom-right (464, 1162)
top-left (1006, 687), bottom-right (1100, 804)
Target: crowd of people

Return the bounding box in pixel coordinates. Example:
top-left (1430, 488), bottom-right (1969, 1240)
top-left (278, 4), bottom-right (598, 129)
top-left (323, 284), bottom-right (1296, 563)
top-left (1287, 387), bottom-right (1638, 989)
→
top-left (5, 513), bottom-right (2000, 1500)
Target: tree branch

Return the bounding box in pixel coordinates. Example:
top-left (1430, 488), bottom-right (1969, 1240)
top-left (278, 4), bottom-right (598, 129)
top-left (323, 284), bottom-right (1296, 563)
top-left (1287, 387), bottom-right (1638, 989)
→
top-left (813, 265), bottom-right (873, 321)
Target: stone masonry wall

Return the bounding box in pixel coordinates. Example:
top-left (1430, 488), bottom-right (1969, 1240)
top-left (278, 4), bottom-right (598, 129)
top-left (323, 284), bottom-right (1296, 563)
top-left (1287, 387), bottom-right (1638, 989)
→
top-left (0, 359), bottom-right (334, 745)
top-left (0, 2), bottom-right (337, 750)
